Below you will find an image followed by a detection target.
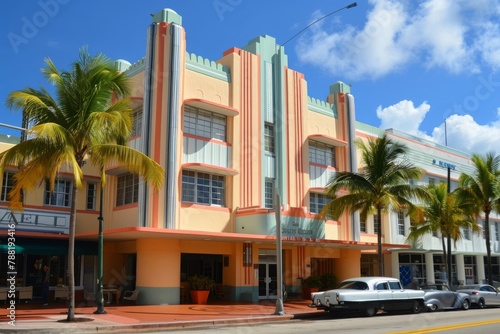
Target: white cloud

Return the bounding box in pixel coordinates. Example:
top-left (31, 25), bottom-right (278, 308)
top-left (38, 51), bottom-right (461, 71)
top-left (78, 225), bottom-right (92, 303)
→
top-left (376, 100), bottom-right (432, 140)
top-left (431, 113), bottom-right (500, 154)
top-left (295, 0), bottom-right (495, 79)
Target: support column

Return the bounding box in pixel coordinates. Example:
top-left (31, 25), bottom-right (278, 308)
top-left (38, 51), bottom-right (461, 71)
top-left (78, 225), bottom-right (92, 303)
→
top-left (136, 239), bottom-right (181, 304)
top-left (476, 255), bottom-right (486, 284)
top-left (425, 252), bottom-right (434, 284)
top-left (391, 252), bottom-right (399, 279)
top-left (455, 254), bottom-right (465, 286)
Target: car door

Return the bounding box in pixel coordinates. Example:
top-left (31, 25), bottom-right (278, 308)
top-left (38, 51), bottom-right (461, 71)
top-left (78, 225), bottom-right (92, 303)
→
top-left (388, 280), bottom-right (411, 309)
top-left (376, 281), bottom-right (394, 310)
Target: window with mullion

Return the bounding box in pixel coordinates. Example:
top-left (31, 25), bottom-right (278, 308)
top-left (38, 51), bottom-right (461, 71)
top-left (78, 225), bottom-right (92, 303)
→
top-left (183, 105), bottom-right (226, 141)
top-left (397, 211), bottom-right (405, 235)
top-left (309, 193), bottom-right (329, 214)
top-left (309, 141), bottom-right (335, 167)
top-left (373, 214), bottom-right (380, 234)
top-left (1, 171), bottom-right (14, 202)
top-left (264, 123), bottom-right (274, 154)
top-left (44, 179), bottom-right (72, 207)
top-left (265, 179), bottom-right (274, 209)
top-left (132, 107), bottom-right (143, 137)
top-left (116, 173), bottom-right (139, 206)
top-left (86, 183), bottom-right (97, 210)
top-left (181, 170), bottom-right (225, 206)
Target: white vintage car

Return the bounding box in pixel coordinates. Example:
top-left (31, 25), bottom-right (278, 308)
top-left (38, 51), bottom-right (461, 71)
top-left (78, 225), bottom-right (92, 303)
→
top-left (309, 276), bottom-right (426, 316)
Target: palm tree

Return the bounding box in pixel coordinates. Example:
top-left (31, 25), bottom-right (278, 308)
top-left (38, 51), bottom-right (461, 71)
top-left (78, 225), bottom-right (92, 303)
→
top-left (0, 49), bottom-right (164, 321)
top-left (456, 153), bottom-right (500, 285)
top-left (322, 134), bottom-right (426, 276)
top-left (406, 183), bottom-right (481, 286)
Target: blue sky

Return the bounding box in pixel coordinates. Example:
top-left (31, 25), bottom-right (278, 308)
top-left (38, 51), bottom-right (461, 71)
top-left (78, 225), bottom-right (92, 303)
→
top-left (2, 0), bottom-right (500, 155)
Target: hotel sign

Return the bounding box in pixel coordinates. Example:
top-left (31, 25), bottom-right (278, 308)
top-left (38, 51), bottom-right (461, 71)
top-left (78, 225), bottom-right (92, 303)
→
top-left (432, 159), bottom-right (456, 170)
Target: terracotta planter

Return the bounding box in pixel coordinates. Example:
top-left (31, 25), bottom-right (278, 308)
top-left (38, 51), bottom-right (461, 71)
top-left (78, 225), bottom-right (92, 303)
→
top-left (190, 290), bottom-right (210, 304)
top-left (302, 287), bottom-right (319, 300)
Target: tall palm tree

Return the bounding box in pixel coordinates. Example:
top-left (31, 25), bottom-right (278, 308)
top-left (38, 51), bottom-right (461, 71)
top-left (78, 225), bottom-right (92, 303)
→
top-left (322, 134), bottom-right (426, 276)
top-left (0, 49), bottom-right (164, 321)
top-left (406, 183), bottom-right (481, 286)
top-left (456, 153), bottom-right (500, 285)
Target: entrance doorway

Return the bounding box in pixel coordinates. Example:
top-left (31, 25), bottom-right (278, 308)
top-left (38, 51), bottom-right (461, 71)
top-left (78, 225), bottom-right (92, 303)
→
top-left (258, 249), bottom-right (284, 300)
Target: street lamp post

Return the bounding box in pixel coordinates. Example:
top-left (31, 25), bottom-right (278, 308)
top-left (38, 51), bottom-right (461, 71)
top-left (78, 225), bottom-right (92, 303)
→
top-left (444, 120), bottom-right (452, 287)
top-left (281, 2), bottom-right (357, 46)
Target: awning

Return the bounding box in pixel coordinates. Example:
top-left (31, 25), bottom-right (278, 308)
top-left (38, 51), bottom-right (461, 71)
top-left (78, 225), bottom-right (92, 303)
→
top-left (0, 237), bottom-right (98, 256)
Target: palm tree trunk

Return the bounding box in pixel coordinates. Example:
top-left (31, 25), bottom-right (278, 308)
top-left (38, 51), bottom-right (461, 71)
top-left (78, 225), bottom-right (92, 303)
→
top-left (377, 207), bottom-right (383, 276)
top-left (485, 211), bottom-right (493, 285)
top-left (441, 235), bottom-right (448, 285)
top-left (66, 185), bottom-right (78, 321)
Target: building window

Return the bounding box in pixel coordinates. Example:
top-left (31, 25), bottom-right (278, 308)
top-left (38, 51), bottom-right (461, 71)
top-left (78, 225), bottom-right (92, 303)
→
top-left (184, 105), bottom-right (226, 141)
top-left (264, 123), bottom-right (274, 154)
top-left (483, 220), bottom-right (486, 239)
top-left (265, 179), bottom-right (274, 209)
top-left (496, 223), bottom-right (499, 241)
top-left (373, 214), bottom-right (380, 234)
top-left (44, 179), bottom-right (72, 207)
top-left (132, 107), bottom-right (143, 137)
top-left (116, 173), bottom-right (139, 206)
top-left (309, 140), bottom-right (336, 167)
top-left (309, 193), bottom-right (329, 214)
top-left (463, 226), bottom-right (470, 240)
top-left (1, 171), bottom-right (14, 202)
top-left (181, 170), bottom-right (225, 206)
top-left (397, 211), bottom-right (405, 236)
top-left (428, 178), bottom-right (435, 186)
top-left (86, 183), bottom-right (97, 210)
top-left (360, 221), bottom-right (366, 233)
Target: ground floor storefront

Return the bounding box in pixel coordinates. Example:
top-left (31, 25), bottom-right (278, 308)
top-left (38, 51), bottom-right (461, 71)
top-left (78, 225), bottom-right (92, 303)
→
top-left (387, 251), bottom-right (500, 289)
top-left (94, 228), bottom-right (385, 305)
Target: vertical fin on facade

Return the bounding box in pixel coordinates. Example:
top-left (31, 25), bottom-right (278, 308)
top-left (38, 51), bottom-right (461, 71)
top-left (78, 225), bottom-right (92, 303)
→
top-left (152, 8), bottom-right (182, 25)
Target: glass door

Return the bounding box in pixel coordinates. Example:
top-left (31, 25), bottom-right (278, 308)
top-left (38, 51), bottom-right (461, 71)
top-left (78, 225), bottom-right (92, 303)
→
top-left (258, 262), bottom-right (277, 299)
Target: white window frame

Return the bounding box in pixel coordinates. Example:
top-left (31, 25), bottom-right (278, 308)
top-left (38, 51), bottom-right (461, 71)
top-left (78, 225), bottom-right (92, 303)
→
top-left (309, 140), bottom-right (336, 168)
top-left (1, 171), bottom-right (14, 202)
top-left (265, 179), bottom-right (274, 209)
top-left (309, 193), bottom-right (329, 214)
top-left (397, 211), bottom-right (405, 236)
top-left (116, 173), bottom-right (139, 206)
top-left (184, 105), bottom-right (226, 141)
top-left (264, 123), bottom-right (274, 154)
top-left (181, 170), bottom-right (225, 206)
top-left (373, 214), bottom-right (380, 234)
top-left (44, 178), bottom-right (72, 207)
top-left (132, 107), bottom-right (143, 137)
top-left (86, 182), bottom-right (97, 210)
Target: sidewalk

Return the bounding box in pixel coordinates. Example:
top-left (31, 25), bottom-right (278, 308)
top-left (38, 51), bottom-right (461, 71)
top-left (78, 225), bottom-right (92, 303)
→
top-left (1, 299), bottom-right (323, 333)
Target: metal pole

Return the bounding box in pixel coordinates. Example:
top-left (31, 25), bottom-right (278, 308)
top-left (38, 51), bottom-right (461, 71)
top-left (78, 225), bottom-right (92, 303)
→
top-left (444, 118), bottom-right (452, 287)
top-left (94, 184), bottom-right (106, 314)
top-left (274, 191), bottom-right (285, 315)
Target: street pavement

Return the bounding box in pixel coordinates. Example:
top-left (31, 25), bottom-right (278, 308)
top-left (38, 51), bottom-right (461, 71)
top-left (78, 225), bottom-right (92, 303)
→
top-left (0, 299), bottom-right (323, 333)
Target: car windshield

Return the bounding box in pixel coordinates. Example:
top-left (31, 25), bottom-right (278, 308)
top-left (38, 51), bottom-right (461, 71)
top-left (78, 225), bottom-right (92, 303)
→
top-left (337, 281), bottom-right (369, 290)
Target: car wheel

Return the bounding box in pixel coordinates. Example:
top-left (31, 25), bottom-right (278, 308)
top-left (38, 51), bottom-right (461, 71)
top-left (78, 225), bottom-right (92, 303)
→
top-left (461, 299), bottom-right (470, 310)
top-left (477, 298), bottom-right (485, 309)
top-left (364, 307), bottom-right (377, 317)
top-left (428, 304), bottom-right (438, 312)
top-left (411, 300), bottom-right (422, 314)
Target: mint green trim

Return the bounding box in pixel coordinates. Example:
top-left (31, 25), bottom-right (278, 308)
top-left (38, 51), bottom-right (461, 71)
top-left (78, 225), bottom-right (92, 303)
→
top-left (330, 81), bottom-right (351, 95)
top-left (152, 8), bottom-right (182, 25)
top-left (236, 214), bottom-right (325, 239)
top-left (125, 57), bottom-right (146, 77)
top-left (308, 97), bottom-right (337, 118)
top-left (135, 286), bottom-right (179, 305)
top-left (185, 52), bottom-right (230, 82)
top-left (355, 121), bottom-right (385, 136)
top-left (0, 134), bottom-right (20, 144)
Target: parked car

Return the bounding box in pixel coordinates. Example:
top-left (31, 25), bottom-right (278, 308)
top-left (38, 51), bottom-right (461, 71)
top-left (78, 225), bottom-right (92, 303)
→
top-left (456, 284), bottom-right (500, 308)
top-left (421, 283), bottom-right (470, 311)
top-left (309, 276), bottom-right (425, 317)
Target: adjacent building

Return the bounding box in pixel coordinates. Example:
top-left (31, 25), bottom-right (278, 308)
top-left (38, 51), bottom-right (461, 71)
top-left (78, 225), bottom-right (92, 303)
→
top-left (1, 8), bottom-right (498, 305)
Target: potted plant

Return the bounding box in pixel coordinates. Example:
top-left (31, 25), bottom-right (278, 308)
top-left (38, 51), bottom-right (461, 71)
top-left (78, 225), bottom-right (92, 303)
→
top-left (302, 275), bottom-right (322, 299)
top-left (188, 275), bottom-right (215, 304)
top-left (320, 273), bottom-right (338, 291)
